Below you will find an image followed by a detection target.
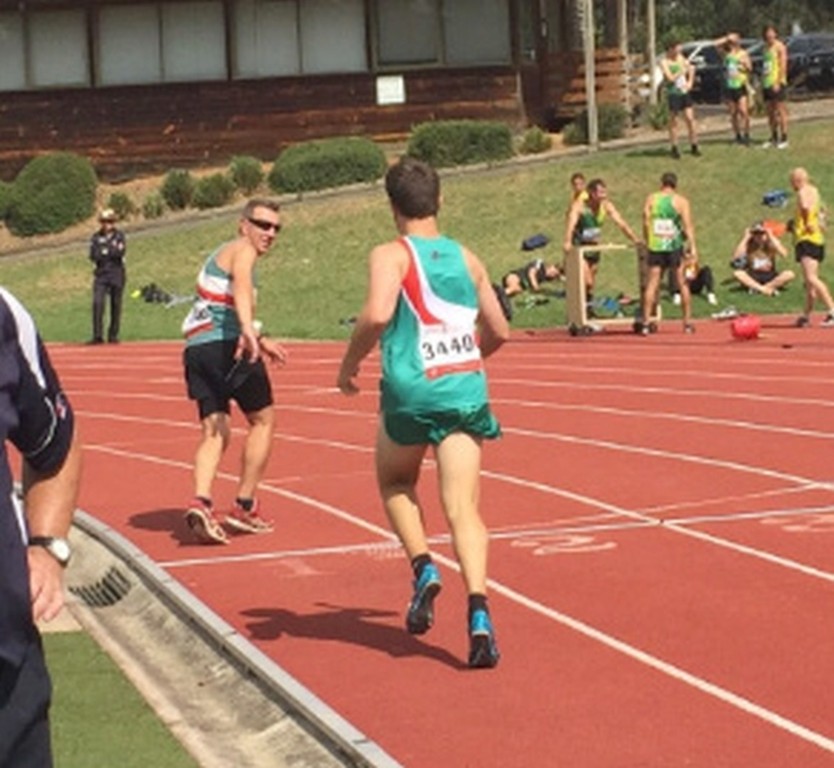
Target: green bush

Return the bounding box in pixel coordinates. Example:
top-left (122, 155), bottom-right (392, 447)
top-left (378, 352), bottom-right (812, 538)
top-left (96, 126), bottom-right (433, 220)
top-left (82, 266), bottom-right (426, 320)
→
top-left (0, 180), bottom-right (12, 221)
top-left (6, 153), bottom-right (97, 236)
top-left (161, 169), bottom-right (194, 210)
top-left (192, 173), bottom-right (236, 210)
top-left (268, 137), bottom-right (387, 194)
top-left (407, 120), bottom-right (514, 168)
top-left (563, 104), bottom-right (630, 146)
top-left (107, 191), bottom-right (136, 220)
top-left (646, 98), bottom-right (670, 131)
top-left (518, 126), bottom-right (553, 155)
top-left (142, 192), bottom-right (165, 220)
top-left (229, 155), bottom-right (264, 195)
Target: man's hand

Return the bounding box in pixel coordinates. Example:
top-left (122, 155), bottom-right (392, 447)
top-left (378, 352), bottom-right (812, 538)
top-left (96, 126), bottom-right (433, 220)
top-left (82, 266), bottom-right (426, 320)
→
top-left (259, 337), bottom-right (288, 366)
top-left (28, 547), bottom-right (65, 623)
top-left (236, 327), bottom-right (261, 363)
top-left (337, 362), bottom-right (360, 395)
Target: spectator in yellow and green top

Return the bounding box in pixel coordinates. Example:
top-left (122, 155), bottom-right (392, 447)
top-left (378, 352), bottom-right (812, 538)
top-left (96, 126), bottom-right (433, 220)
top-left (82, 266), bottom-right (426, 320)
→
top-left (761, 24), bottom-right (789, 149)
top-left (659, 40), bottom-right (700, 159)
top-left (715, 32), bottom-right (752, 145)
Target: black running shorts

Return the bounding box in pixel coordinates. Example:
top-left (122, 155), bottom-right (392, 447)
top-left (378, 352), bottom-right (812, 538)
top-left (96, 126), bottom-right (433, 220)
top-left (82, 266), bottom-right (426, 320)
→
top-left (795, 242), bottom-right (825, 263)
top-left (184, 339), bottom-right (273, 420)
top-left (647, 249), bottom-right (683, 270)
top-left (667, 93), bottom-right (693, 113)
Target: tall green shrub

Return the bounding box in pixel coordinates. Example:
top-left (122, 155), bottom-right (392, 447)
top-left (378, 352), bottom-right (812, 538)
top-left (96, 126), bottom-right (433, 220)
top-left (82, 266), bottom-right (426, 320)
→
top-left (407, 120), bottom-right (514, 168)
top-left (268, 137), bottom-right (386, 194)
top-left (229, 155), bottom-right (264, 195)
top-left (0, 181), bottom-right (12, 222)
top-left (192, 173), bottom-right (236, 209)
top-left (161, 169), bottom-right (195, 210)
top-left (6, 153), bottom-right (97, 236)
top-left (107, 191), bottom-right (136, 220)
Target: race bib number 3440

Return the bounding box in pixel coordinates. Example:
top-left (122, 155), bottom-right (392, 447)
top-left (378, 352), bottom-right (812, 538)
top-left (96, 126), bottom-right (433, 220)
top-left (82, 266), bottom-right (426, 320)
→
top-left (420, 326), bottom-right (481, 379)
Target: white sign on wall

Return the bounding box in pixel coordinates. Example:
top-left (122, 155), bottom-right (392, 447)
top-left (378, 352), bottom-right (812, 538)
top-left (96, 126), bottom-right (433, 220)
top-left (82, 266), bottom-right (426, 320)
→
top-left (376, 75), bottom-right (406, 106)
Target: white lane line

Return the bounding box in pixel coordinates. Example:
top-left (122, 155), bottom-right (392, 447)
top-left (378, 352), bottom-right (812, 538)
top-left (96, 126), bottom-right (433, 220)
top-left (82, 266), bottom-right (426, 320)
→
top-left (82, 442), bottom-right (834, 757)
top-left (502, 425), bottom-right (830, 488)
top-left (494, 397), bottom-right (834, 442)
top-left (492, 377), bottom-right (834, 410)
top-left (640, 485), bottom-right (815, 515)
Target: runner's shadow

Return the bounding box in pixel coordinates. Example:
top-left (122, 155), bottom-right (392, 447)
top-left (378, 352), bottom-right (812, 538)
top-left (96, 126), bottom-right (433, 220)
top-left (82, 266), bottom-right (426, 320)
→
top-left (242, 602), bottom-right (467, 670)
top-left (129, 508), bottom-right (193, 546)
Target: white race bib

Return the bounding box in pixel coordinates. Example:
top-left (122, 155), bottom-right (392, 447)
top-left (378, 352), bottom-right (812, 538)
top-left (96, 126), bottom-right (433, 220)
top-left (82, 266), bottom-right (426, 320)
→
top-left (182, 299), bottom-right (213, 338)
top-left (653, 218), bottom-right (677, 238)
top-left (751, 256), bottom-right (772, 272)
top-left (674, 75), bottom-right (687, 91)
top-left (419, 325), bottom-right (480, 379)
top-left (580, 226), bottom-right (601, 243)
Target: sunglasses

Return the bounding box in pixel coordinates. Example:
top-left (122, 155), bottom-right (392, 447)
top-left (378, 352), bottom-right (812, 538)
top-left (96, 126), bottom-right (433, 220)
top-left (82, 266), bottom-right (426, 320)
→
top-left (247, 217), bottom-right (282, 233)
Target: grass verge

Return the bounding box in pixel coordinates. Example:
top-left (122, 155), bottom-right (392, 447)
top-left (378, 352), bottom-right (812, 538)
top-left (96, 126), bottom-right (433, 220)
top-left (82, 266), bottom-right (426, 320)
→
top-left (44, 632), bottom-right (197, 768)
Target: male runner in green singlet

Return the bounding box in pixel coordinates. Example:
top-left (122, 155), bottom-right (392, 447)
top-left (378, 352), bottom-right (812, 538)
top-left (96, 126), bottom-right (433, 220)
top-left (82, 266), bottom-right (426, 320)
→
top-left (715, 32), bottom-right (751, 145)
top-left (337, 157), bottom-right (509, 668)
top-left (761, 25), bottom-right (789, 149)
top-left (660, 40), bottom-right (700, 158)
top-left (639, 172), bottom-right (697, 335)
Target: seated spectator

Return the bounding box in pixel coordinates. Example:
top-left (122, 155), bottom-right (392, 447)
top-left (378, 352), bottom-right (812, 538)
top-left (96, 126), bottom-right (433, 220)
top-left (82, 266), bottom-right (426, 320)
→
top-left (670, 247), bottom-right (717, 305)
top-left (731, 222), bottom-right (794, 296)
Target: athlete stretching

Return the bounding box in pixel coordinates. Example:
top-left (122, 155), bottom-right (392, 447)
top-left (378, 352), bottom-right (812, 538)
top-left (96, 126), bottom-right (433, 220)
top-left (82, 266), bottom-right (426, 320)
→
top-left (337, 157), bottom-right (509, 668)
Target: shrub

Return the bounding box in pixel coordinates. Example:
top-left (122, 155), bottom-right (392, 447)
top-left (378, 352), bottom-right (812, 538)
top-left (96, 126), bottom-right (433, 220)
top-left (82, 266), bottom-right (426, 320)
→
top-left (268, 137), bottom-right (387, 194)
top-left (563, 103), bottom-right (630, 146)
top-left (161, 169), bottom-right (195, 210)
top-left (192, 173), bottom-right (236, 210)
top-left (107, 191), bottom-right (136, 220)
top-left (407, 120), bottom-right (514, 168)
top-left (229, 155), bottom-right (264, 195)
top-left (518, 126), bottom-right (553, 155)
top-left (643, 98), bottom-right (670, 131)
top-left (0, 180), bottom-right (12, 221)
top-left (6, 153), bottom-right (97, 236)
top-left (142, 192), bottom-right (165, 220)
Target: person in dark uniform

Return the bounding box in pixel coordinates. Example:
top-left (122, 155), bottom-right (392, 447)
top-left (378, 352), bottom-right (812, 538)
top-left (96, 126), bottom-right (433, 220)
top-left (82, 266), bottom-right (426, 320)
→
top-left (501, 259), bottom-right (562, 299)
top-left (89, 208), bottom-right (126, 344)
top-left (0, 286), bottom-right (81, 767)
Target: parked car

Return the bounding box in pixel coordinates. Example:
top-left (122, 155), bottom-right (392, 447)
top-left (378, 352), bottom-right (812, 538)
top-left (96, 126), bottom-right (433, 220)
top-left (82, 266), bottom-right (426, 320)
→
top-left (808, 46), bottom-right (834, 90)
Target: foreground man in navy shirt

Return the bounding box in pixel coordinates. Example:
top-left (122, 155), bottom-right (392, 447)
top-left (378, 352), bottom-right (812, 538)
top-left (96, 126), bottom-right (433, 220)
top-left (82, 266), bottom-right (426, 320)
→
top-left (0, 287), bottom-right (81, 766)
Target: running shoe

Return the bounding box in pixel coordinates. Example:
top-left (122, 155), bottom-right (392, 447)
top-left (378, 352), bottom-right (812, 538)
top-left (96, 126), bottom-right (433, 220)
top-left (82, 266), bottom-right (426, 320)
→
top-left (707, 292), bottom-right (718, 306)
top-left (672, 293), bottom-right (681, 306)
top-left (777, 140), bottom-right (789, 150)
top-left (225, 499), bottom-right (274, 534)
top-left (691, 145), bottom-right (702, 157)
top-left (821, 314), bottom-right (834, 328)
top-left (185, 499), bottom-right (228, 545)
top-left (671, 146), bottom-right (681, 159)
top-left (796, 315), bottom-right (811, 328)
top-left (468, 609), bottom-right (500, 669)
top-left (406, 563), bottom-right (442, 635)
top-left (683, 323), bottom-right (696, 334)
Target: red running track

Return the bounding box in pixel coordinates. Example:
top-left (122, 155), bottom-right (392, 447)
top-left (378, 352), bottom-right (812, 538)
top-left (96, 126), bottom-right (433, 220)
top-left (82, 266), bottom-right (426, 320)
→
top-left (50, 318), bottom-right (834, 767)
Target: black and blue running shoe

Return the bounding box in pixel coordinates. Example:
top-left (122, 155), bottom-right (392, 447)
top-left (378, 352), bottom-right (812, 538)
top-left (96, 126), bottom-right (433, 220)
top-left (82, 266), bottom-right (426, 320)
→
top-left (468, 609), bottom-right (500, 669)
top-left (405, 563), bottom-right (442, 635)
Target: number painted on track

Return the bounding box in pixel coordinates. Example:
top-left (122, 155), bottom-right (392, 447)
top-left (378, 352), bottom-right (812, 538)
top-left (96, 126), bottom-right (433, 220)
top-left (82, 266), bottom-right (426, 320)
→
top-left (511, 534), bottom-right (617, 556)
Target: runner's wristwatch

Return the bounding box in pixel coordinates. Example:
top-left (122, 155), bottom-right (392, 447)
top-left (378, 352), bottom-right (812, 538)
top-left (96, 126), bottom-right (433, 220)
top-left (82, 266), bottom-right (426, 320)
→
top-left (28, 536), bottom-right (72, 567)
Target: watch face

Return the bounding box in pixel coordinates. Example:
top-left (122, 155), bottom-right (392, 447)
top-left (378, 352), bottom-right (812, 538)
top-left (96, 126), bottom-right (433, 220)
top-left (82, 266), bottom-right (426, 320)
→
top-left (50, 538), bottom-right (72, 564)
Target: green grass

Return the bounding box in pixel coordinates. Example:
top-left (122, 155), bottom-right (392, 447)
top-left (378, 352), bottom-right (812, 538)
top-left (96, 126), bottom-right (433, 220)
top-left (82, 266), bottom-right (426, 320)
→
top-left (44, 632), bottom-right (197, 767)
top-left (2, 121), bottom-right (833, 341)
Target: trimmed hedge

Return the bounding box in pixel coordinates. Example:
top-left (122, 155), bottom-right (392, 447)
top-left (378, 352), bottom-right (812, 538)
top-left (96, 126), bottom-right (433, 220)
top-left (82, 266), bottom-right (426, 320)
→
top-left (229, 155), bottom-right (264, 195)
top-left (563, 104), bottom-right (630, 146)
top-left (6, 153), bottom-right (97, 236)
top-left (268, 137), bottom-right (387, 194)
top-left (192, 173), bottom-right (236, 209)
top-left (107, 191), bottom-right (136, 220)
top-left (0, 181), bottom-right (12, 222)
top-left (518, 126), bottom-right (553, 155)
top-left (161, 169), bottom-right (195, 210)
top-left (407, 120), bottom-right (514, 168)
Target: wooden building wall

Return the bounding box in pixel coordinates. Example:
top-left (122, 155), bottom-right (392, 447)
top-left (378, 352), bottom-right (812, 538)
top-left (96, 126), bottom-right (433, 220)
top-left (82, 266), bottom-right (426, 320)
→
top-left (0, 67), bottom-right (522, 181)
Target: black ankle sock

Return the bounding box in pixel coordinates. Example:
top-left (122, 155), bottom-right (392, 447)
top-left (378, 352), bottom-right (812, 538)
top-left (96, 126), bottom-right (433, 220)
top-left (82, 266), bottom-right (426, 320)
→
top-left (468, 593), bottom-right (488, 619)
top-left (236, 497), bottom-right (254, 512)
top-left (196, 495), bottom-right (212, 508)
top-left (411, 553), bottom-right (433, 579)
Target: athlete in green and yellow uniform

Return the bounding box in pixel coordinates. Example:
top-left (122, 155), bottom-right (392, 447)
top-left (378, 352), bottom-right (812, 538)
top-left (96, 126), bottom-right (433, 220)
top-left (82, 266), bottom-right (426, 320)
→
top-left (762, 25), bottom-right (789, 148)
top-left (659, 40), bottom-right (700, 158)
top-left (715, 33), bottom-right (751, 144)
top-left (790, 167), bottom-right (834, 327)
top-left (338, 157), bottom-right (508, 669)
top-left (640, 172), bottom-right (697, 335)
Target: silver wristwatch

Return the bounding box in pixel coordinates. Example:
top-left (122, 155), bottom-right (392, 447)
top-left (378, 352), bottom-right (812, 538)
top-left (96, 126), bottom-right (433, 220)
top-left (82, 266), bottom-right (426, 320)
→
top-left (28, 536), bottom-right (72, 566)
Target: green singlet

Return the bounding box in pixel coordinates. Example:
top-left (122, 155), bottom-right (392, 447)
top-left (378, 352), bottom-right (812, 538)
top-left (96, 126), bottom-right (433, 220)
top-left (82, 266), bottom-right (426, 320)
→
top-left (647, 193), bottom-right (684, 253)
